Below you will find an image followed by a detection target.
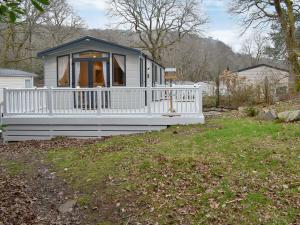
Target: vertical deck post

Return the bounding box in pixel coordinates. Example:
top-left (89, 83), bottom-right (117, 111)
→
top-left (2, 88), bottom-right (7, 116)
top-left (48, 87), bottom-right (53, 115)
top-left (147, 86), bottom-right (151, 115)
top-left (97, 86), bottom-right (102, 115)
top-left (198, 85), bottom-right (202, 114)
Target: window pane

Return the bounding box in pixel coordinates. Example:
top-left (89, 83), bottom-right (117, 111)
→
top-left (57, 55), bottom-right (70, 87)
top-left (75, 51), bottom-right (108, 58)
top-left (77, 61), bottom-right (88, 87)
top-left (93, 62), bottom-right (106, 87)
top-left (140, 58), bottom-right (144, 87)
top-left (152, 63), bottom-right (154, 86)
top-left (160, 68), bottom-right (162, 84)
top-left (113, 54), bottom-right (125, 86)
top-left (155, 65), bottom-right (158, 83)
top-left (25, 79), bottom-right (31, 88)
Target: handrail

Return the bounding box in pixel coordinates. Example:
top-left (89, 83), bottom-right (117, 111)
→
top-left (3, 86), bottom-right (203, 117)
top-left (5, 86), bottom-right (202, 91)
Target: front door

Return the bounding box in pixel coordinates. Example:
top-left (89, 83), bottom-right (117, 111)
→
top-left (72, 51), bottom-right (110, 109)
top-left (72, 54), bottom-right (110, 88)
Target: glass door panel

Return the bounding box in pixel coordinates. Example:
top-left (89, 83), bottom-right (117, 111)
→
top-left (93, 62), bottom-right (105, 87)
top-left (72, 52), bottom-right (109, 110)
top-left (78, 61), bottom-right (88, 87)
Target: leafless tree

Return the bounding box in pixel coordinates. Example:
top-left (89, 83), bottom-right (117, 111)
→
top-left (41, 0), bottom-right (85, 46)
top-left (109, 0), bottom-right (207, 62)
top-left (0, 0), bottom-right (85, 73)
top-left (241, 33), bottom-right (268, 66)
top-left (230, 0), bottom-right (300, 93)
top-left (0, 0), bottom-right (45, 68)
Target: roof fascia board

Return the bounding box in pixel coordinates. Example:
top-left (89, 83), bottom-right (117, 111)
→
top-left (37, 36), bottom-right (141, 58)
top-left (234, 64), bottom-right (289, 73)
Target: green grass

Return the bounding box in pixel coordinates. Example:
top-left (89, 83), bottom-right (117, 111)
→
top-left (0, 159), bottom-right (29, 175)
top-left (46, 117), bottom-right (300, 224)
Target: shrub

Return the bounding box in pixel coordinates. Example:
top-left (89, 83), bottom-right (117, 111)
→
top-left (203, 96), bottom-right (217, 108)
top-left (244, 106), bottom-right (259, 117)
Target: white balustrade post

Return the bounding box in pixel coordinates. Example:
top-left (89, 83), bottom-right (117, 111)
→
top-left (147, 86), bottom-right (151, 115)
top-left (97, 86), bottom-right (102, 115)
top-left (0, 103), bottom-right (2, 125)
top-left (198, 86), bottom-right (203, 114)
top-left (2, 88), bottom-right (7, 116)
top-left (47, 87), bottom-right (53, 115)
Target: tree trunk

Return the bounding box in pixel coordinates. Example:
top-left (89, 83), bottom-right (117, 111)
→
top-left (1, 25), bottom-right (12, 67)
top-left (215, 72), bottom-right (220, 107)
top-left (274, 0), bottom-right (300, 93)
top-left (150, 49), bottom-right (162, 63)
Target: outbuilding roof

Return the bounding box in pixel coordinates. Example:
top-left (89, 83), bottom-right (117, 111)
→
top-left (234, 64), bottom-right (289, 73)
top-left (0, 68), bottom-right (37, 77)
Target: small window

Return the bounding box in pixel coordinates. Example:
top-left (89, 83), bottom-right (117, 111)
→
top-left (140, 58), bottom-right (144, 87)
top-left (57, 55), bottom-right (70, 87)
top-left (160, 68), bottom-right (162, 84)
top-left (152, 63), bottom-right (155, 86)
top-left (112, 54), bottom-right (126, 86)
top-left (74, 51), bottom-right (108, 58)
top-left (25, 79), bottom-right (31, 88)
top-left (276, 86), bottom-right (288, 95)
top-left (154, 65), bottom-right (158, 83)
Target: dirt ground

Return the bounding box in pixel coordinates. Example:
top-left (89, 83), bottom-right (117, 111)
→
top-left (0, 138), bottom-right (102, 225)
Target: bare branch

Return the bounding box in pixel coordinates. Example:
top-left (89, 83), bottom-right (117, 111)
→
top-left (108, 0), bottom-right (207, 62)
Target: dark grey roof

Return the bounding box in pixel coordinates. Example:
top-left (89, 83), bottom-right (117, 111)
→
top-left (37, 36), bottom-right (165, 68)
top-left (234, 64), bottom-right (289, 73)
top-left (37, 36), bottom-right (142, 57)
top-left (0, 68), bottom-right (37, 77)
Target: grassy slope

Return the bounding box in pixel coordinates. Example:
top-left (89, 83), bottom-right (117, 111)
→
top-left (46, 116), bottom-right (300, 224)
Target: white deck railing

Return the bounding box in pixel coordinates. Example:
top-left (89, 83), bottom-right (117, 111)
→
top-left (2, 86), bottom-right (202, 117)
top-left (0, 102), bottom-right (3, 125)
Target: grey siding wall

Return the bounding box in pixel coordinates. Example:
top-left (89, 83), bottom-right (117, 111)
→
top-left (144, 58), bottom-right (165, 87)
top-left (44, 55), bottom-right (57, 87)
top-left (235, 66), bottom-right (290, 98)
top-left (146, 58), bottom-right (153, 87)
top-left (125, 54), bottom-right (140, 87)
top-left (237, 66), bottom-right (289, 86)
top-left (161, 68), bottom-right (165, 85)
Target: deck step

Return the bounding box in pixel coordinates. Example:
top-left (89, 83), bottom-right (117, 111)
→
top-left (3, 124), bottom-right (167, 142)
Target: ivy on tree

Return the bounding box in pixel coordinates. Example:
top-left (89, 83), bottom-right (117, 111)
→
top-left (0, 0), bottom-right (49, 23)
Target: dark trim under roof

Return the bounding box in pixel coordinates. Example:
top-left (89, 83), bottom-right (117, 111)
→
top-left (234, 64), bottom-right (289, 73)
top-left (143, 54), bottom-right (165, 69)
top-left (37, 36), bottom-right (142, 58)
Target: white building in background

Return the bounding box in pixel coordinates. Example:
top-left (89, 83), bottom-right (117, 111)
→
top-left (0, 68), bottom-right (36, 103)
top-left (193, 81), bottom-right (227, 96)
top-left (195, 81), bottom-right (215, 96)
top-left (234, 64), bottom-right (289, 95)
top-left (174, 80), bottom-right (226, 96)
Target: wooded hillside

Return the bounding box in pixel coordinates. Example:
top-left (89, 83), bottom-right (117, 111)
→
top-left (0, 0), bottom-right (287, 85)
top-left (0, 26), bottom-right (284, 85)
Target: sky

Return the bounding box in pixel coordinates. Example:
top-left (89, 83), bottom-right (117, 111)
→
top-left (68, 0), bottom-right (248, 52)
